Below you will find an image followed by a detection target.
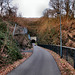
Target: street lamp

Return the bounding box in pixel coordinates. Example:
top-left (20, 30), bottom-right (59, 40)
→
top-left (74, 0), bottom-right (75, 18)
top-left (57, 12), bottom-right (62, 58)
top-left (59, 12), bottom-right (62, 58)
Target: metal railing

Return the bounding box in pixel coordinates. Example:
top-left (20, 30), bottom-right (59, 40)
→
top-left (38, 44), bottom-right (75, 69)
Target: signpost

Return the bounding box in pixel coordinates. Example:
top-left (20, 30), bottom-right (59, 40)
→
top-left (28, 34), bottom-right (31, 40)
top-left (13, 24), bottom-right (17, 36)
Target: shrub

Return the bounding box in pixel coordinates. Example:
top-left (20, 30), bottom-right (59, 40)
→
top-left (0, 22), bottom-right (7, 33)
top-left (0, 22), bottom-right (22, 66)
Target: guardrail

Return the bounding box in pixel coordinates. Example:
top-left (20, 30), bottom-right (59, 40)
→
top-left (38, 44), bottom-right (75, 69)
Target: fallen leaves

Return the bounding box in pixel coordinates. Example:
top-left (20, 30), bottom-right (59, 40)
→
top-left (40, 47), bottom-right (75, 75)
top-left (0, 52), bottom-right (32, 75)
top-left (47, 49), bottom-right (75, 75)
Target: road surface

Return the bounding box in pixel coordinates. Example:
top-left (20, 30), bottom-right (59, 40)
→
top-left (7, 45), bottom-right (61, 75)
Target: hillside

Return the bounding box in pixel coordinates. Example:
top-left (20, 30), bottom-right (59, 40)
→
top-left (0, 18), bottom-right (32, 69)
top-left (0, 19), bottom-right (23, 68)
top-left (15, 17), bottom-right (75, 48)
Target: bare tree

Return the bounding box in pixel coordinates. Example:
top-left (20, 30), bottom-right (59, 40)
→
top-left (71, 0), bottom-right (75, 18)
top-left (43, 9), bottom-right (49, 18)
top-left (63, 0), bottom-right (75, 18)
top-left (43, 0), bottom-right (74, 19)
top-left (45, 0), bottom-right (64, 18)
top-left (43, 8), bottom-right (56, 18)
top-left (5, 5), bottom-right (18, 17)
top-left (0, 0), bottom-right (6, 16)
top-left (18, 13), bottom-right (22, 17)
top-left (49, 0), bottom-right (60, 13)
top-left (5, 0), bottom-right (17, 16)
top-left (64, 0), bottom-right (70, 18)
top-left (0, 0), bottom-right (18, 17)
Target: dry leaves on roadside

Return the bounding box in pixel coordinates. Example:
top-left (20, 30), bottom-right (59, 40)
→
top-left (47, 49), bottom-right (75, 75)
top-left (0, 52), bottom-right (32, 75)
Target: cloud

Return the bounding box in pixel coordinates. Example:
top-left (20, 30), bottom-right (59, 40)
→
top-left (12, 0), bottom-right (50, 17)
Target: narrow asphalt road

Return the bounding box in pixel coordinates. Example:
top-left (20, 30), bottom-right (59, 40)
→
top-left (7, 45), bottom-right (61, 75)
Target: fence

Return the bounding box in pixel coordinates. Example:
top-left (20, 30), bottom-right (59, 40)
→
top-left (38, 44), bottom-right (75, 69)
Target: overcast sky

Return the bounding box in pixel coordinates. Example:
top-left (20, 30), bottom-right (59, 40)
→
top-left (12, 0), bottom-right (50, 18)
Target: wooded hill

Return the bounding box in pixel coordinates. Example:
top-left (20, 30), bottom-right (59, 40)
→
top-left (14, 17), bottom-right (75, 48)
